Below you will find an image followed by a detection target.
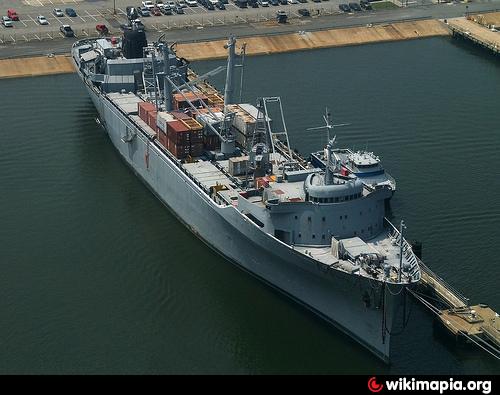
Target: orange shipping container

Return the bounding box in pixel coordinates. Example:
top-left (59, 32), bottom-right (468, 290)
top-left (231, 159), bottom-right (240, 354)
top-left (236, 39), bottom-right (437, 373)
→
top-left (138, 102), bottom-right (156, 123)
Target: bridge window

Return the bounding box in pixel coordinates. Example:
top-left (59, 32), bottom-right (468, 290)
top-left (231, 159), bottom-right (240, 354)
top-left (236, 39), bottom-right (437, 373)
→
top-left (344, 215), bottom-right (347, 219)
top-left (312, 234), bottom-right (316, 239)
top-left (294, 215), bottom-right (298, 220)
top-left (322, 234), bottom-right (325, 240)
top-left (335, 197), bottom-right (339, 203)
top-left (322, 217), bottom-right (326, 222)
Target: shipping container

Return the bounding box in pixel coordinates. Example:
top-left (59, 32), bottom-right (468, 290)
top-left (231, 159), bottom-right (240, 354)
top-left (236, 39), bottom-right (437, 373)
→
top-left (147, 110), bottom-right (157, 132)
top-left (228, 156), bottom-right (249, 176)
top-left (138, 102), bottom-right (156, 123)
top-left (156, 111), bottom-right (176, 132)
top-left (173, 92), bottom-right (208, 111)
top-left (167, 119), bottom-right (191, 144)
top-left (190, 142), bottom-right (204, 157)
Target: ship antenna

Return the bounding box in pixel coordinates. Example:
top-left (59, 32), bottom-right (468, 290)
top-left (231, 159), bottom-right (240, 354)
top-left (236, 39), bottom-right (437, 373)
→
top-left (306, 107), bottom-right (350, 145)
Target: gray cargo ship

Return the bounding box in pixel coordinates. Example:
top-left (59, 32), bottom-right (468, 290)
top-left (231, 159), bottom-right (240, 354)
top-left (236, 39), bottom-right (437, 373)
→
top-left (71, 26), bottom-right (421, 362)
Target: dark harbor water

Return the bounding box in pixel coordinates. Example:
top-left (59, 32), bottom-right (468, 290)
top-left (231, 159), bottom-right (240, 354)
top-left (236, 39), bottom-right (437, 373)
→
top-left (0, 36), bottom-right (499, 374)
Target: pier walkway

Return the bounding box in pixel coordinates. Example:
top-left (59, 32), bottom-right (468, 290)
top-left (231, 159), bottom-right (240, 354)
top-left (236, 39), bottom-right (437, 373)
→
top-left (411, 260), bottom-right (500, 360)
top-left (446, 14), bottom-right (500, 55)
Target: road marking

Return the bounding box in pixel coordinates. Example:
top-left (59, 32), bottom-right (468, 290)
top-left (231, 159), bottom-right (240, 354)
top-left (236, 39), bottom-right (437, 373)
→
top-left (85, 10), bottom-right (98, 22)
top-left (19, 19), bottom-right (28, 27)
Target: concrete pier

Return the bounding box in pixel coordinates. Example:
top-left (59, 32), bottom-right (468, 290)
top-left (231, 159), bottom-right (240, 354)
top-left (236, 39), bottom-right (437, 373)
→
top-left (0, 55), bottom-right (75, 79)
top-left (446, 12), bottom-right (500, 55)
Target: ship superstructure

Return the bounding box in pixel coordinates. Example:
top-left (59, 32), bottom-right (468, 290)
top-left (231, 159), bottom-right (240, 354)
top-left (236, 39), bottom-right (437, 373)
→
top-left (71, 27), bottom-right (421, 362)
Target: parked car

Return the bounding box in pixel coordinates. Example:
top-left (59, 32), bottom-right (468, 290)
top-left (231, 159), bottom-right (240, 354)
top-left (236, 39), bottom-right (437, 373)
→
top-left (349, 2), bottom-right (362, 11)
top-left (53, 8), bottom-right (64, 17)
top-left (142, 1), bottom-right (155, 8)
top-left (37, 15), bottom-right (49, 25)
top-left (186, 0), bottom-right (198, 5)
top-left (65, 8), bottom-right (77, 17)
top-left (298, 8), bottom-right (310, 16)
top-left (258, 0), bottom-right (269, 6)
top-left (287, 0), bottom-right (298, 3)
top-left (216, 1), bottom-right (226, 9)
top-left (138, 7), bottom-right (151, 16)
top-left (339, 3), bottom-right (350, 11)
top-left (177, 0), bottom-right (188, 6)
top-left (174, 5), bottom-right (185, 13)
top-left (60, 24), bottom-right (74, 37)
top-left (156, 0), bottom-right (165, 7)
top-left (298, 0), bottom-right (308, 3)
top-left (248, 0), bottom-right (259, 7)
top-left (360, 0), bottom-right (372, 9)
top-left (161, 5), bottom-right (173, 14)
top-left (312, 0), bottom-right (321, 3)
top-left (166, 0), bottom-right (177, 7)
top-left (206, 2), bottom-right (215, 9)
top-left (96, 24), bottom-right (109, 35)
top-left (7, 9), bottom-right (19, 21)
top-left (2, 16), bottom-right (13, 27)
top-left (279, 0), bottom-right (287, 4)
top-left (276, 9), bottom-right (287, 23)
top-left (270, 0), bottom-right (279, 5)
top-left (151, 7), bottom-right (162, 15)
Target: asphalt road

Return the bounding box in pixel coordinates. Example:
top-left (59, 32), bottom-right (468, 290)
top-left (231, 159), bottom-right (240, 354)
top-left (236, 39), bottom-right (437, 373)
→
top-left (1, 0), bottom-right (499, 59)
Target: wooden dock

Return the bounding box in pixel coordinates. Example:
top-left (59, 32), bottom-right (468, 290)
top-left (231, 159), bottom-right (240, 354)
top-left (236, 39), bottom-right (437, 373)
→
top-left (446, 15), bottom-right (500, 55)
top-left (412, 260), bottom-right (500, 360)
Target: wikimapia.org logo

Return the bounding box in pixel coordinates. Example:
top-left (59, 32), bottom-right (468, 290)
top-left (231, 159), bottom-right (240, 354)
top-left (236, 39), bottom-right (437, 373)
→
top-left (367, 377), bottom-right (492, 394)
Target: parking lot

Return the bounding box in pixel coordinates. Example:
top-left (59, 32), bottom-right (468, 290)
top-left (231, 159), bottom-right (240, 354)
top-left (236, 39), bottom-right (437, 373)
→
top-left (0, 0), bottom-right (409, 43)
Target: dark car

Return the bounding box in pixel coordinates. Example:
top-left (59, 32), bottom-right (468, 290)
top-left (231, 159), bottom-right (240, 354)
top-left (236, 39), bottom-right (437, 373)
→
top-left (65, 8), bottom-right (77, 17)
top-left (339, 3), bottom-right (350, 11)
top-left (206, 1), bottom-right (215, 9)
top-left (349, 2), bottom-right (362, 11)
top-left (279, 0), bottom-right (287, 4)
top-left (216, 1), bottom-right (226, 9)
top-left (59, 24), bottom-right (74, 37)
top-left (174, 5), bottom-right (185, 12)
top-left (312, 0), bottom-right (321, 3)
top-left (276, 9), bottom-right (287, 23)
top-left (298, 8), bottom-right (310, 16)
top-left (360, 0), bottom-right (372, 9)
top-left (298, 0), bottom-right (307, 3)
top-left (270, 0), bottom-right (279, 4)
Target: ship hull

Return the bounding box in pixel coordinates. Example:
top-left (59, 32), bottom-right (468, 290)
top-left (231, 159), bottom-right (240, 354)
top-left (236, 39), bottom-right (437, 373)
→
top-left (82, 79), bottom-right (407, 364)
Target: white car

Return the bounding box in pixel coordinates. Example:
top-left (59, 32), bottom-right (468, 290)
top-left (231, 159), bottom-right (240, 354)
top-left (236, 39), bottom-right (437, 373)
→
top-left (186, 0), bottom-right (197, 5)
top-left (259, 0), bottom-right (269, 5)
top-left (37, 15), bottom-right (49, 25)
top-left (166, 0), bottom-right (176, 6)
top-left (53, 8), bottom-right (64, 17)
top-left (177, 0), bottom-right (188, 7)
top-left (2, 16), bottom-right (13, 27)
top-left (142, 0), bottom-right (155, 8)
top-left (287, 0), bottom-right (298, 3)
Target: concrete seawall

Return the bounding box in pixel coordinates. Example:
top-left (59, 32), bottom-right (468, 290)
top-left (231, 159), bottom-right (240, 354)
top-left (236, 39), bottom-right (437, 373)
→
top-left (175, 19), bottom-right (450, 61)
top-left (0, 19), bottom-right (449, 79)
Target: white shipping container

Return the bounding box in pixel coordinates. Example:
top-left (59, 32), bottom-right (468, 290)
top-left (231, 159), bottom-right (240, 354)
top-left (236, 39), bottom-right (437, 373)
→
top-left (156, 112), bottom-right (176, 132)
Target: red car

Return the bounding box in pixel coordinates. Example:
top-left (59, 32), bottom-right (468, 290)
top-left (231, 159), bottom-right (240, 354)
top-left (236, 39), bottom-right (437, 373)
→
top-left (96, 24), bottom-right (109, 35)
top-left (152, 7), bottom-right (162, 15)
top-left (7, 9), bottom-right (19, 21)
